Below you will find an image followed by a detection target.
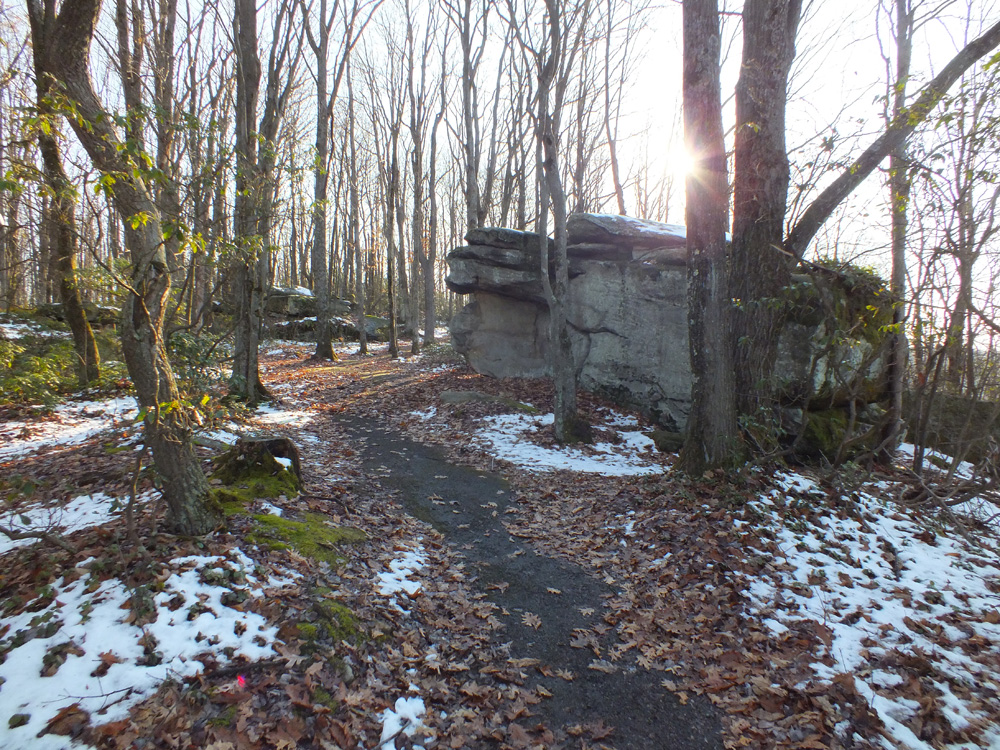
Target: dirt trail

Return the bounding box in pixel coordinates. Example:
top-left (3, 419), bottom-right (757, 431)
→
top-left (334, 414), bottom-right (722, 749)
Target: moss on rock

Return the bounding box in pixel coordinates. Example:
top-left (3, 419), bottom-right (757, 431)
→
top-left (248, 512), bottom-right (366, 566)
top-left (801, 409), bottom-right (848, 458)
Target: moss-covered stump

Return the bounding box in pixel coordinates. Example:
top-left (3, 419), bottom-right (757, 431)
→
top-left (211, 438), bottom-right (302, 514)
top-left (248, 512), bottom-right (366, 566)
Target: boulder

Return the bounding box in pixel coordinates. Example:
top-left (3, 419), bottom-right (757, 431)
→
top-left (466, 226), bottom-right (553, 252)
top-left (35, 302), bottom-right (119, 326)
top-left (447, 245), bottom-right (547, 301)
top-left (903, 392), bottom-right (1000, 464)
top-left (448, 213), bottom-right (891, 441)
top-left (266, 286), bottom-right (317, 317)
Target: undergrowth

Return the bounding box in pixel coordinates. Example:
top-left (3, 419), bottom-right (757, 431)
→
top-left (0, 326), bottom-right (127, 407)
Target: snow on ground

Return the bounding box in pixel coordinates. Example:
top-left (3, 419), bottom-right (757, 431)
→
top-left (0, 397), bottom-right (138, 462)
top-left (0, 492), bottom-right (152, 556)
top-left (0, 546), bottom-right (291, 750)
top-left (259, 340), bottom-right (313, 357)
top-left (470, 411), bottom-right (662, 476)
top-left (378, 695), bottom-right (428, 750)
top-left (255, 403), bottom-right (316, 430)
top-left (376, 546), bottom-right (427, 615)
top-left (746, 471), bottom-right (1000, 750)
top-left (0, 320), bottom-right (70, 340)
top-left (896, 442), bottom-right (976, 480)
top-left (199, 427), bottom-right (242, 446)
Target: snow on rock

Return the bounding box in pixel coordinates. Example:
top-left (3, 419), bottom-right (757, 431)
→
top-left (0, 549), bottom-right (288, 750)
top-left (474, 412), bottom-right (661, 476)
top-left (746, 471), bottom-right (1000, 749)
top-left (0, 397), bottom-right (138, 461)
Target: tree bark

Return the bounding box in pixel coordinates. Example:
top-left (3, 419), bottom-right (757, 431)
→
top-left (309, 0), bottom-right (335, 361)
top-left (678, 0), bottom-right (741, 473)
top-left (347, 57), bottom-right (368, 355)
top-left (536, 0), bottom-right (588, 445)
top-left (878, 0), bottom-right (914, 461)
top-left (231, 0), bottom-right (300, 400)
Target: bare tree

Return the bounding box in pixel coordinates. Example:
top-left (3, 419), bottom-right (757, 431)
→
top-left (423, 30), bottom-right (451, 345)
top-left (38, 0), bottom-right (221, 535)
top-left (346, 54), bottom-right (368, 354)
top-left (303, 0), bottom-right (379, 361)
top-left (231, 0), bottom-right (303, 403)
top-left (509, 0), bottom-right (594, 443)
top-left (443, 0), bottom-right (491, 232)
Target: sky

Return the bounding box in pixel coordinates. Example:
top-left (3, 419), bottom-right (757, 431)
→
top-left (620, 0), bottom-right (1000, 265)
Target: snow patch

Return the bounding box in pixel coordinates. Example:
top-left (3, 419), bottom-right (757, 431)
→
top-left (475, 412), bottom-right (662, 476)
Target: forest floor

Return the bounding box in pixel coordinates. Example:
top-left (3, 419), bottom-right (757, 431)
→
top-left (0, 330), bottom-right (999, 750)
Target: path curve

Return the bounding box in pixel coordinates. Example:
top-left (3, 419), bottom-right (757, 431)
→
top-left (335, 414), bottom-right (722, 749)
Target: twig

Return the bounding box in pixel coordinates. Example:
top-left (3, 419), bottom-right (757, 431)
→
top-left (0, 522), bottom-right (75, 553)
top-left (192, 657), bottom-right (287, 681)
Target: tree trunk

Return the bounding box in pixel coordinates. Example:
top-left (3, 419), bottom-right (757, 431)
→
top-left (423, 70), bottom-right (447, 346)
top-left (309, 0), bottom-right (335, 361)
top-left (39, 0), bottom-right (219, 535)
top-left (878, 0), bottom-right (914, 461)
top-left (678, 0), bottom-right (741, 473)
top-left (231, 0), bottom-right (268, 402)
top-left (28, 9), bottom-right (100, 387)
top-left (347, 58), bottom-right (367, 355)
top-left (729, 0), bottom-right (802, 425)
top-left (537, 0), bottom-right (588, 445)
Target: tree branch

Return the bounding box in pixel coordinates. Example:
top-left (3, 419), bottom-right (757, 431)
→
top-left (784, 18), bottom-right (1000, 260)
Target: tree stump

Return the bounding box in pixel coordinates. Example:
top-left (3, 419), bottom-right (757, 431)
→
top-left (213, 437), bottom-right (302, 491)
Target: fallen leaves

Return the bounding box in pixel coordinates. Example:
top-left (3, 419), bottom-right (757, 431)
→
top-left (521, 611), bottom-right (542, 629)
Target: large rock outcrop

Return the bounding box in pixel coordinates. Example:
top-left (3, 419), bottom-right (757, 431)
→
top-left (447, 214), bottom-right (890, 434)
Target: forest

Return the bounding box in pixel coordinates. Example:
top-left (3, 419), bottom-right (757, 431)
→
top-left (0, 0), bottom-right (1000, 749)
